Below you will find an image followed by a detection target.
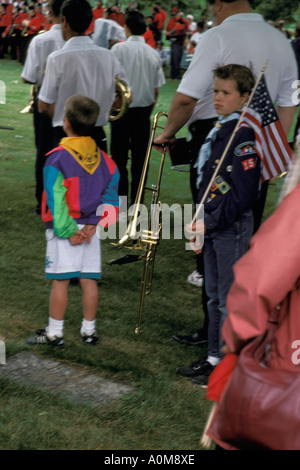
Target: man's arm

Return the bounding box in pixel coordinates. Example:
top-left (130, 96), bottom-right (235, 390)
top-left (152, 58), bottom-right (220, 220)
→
top-left (22, 77), bottom-right (36, 84)
top-left (276, 106), bottom-right (296, 137)
top-left (38, 99), bottom-right (55, 118)
top-left (153, 92), bottom-right (198, 145)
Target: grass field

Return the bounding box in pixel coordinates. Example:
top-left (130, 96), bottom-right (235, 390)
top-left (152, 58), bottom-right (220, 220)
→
top-left (0, 57), bottom-right (297, 451)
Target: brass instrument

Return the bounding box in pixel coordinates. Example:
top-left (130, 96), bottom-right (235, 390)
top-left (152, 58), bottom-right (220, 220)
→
top-left (7, 24), bottom-right (17, 38)
top-left (21, 26), bottom-right (28, 37)
top-left (107, 111), bottom-right (168, 334)
top-left (109, 78), bottom-right (131, 122)
top-left (20, 84), bottom-right (36, 114)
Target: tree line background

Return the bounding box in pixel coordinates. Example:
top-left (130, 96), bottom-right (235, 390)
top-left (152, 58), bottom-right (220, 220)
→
top-left (135, 0), bottom-right (300, 26)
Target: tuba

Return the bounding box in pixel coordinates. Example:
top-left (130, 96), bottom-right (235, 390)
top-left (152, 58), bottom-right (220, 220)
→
top-left (107, 112), bottom-right (168, 334)
top-left (109, 78), bottom-right (131, 121)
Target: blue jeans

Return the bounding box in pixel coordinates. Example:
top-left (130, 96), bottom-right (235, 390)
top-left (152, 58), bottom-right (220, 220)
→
top-left (203, 211), bottom-right (254, 358)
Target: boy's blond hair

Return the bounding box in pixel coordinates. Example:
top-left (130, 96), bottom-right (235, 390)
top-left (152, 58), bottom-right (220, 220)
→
top-left (64, 95), bottom-right (100, 136)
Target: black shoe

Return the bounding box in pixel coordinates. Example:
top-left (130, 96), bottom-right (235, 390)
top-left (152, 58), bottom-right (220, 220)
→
top-left (172, 329), bottom-right (208, 346)
top-left (177, 359), bottom-right (214, 378)
top-left (81, 332), bottom-right (99, 345)
top-left (192, 374), bottom-right (211, 388)
top-left (26, 329), bottom-right (64, 347)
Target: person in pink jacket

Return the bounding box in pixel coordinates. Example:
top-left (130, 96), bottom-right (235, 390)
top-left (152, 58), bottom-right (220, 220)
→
top-left (222, 137), bottom-right (300, 372)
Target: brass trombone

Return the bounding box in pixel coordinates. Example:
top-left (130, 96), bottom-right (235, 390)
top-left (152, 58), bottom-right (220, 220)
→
top-left (107, 111), bottom-right (168, 334)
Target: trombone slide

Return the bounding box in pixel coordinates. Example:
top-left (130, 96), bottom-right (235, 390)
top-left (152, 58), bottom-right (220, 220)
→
top-left (108, 112), bottom-right (168, 334)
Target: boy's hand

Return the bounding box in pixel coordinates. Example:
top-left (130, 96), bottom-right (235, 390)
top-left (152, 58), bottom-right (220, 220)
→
top-left (185, 220), bottom-right (206, 254)
top-left (69, 229), bottom-right (87, 245)
top-left (82, 224), bottom-right (97, 244)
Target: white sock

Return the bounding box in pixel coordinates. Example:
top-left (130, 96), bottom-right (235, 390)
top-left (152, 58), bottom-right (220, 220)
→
top-left (47, 318), bottom-right (64, 338)
top-left (207, 356), bottom-right (220, 367)
top-left (81, 319), bottom-right (96, 336)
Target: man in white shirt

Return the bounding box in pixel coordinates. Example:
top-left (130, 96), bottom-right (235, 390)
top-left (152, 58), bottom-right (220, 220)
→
top-left (38, 0), bottom-right (128, 152)
top-left (21, 0), bottom-right (65, 214)
top-left (110, 10), bottom-right (165, 209)
top-left (154, 0), bottom-right (298, 365)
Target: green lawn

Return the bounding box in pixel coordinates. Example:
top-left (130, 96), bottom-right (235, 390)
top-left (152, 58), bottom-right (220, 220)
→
top-left (0, 57), bottom-right (296, 451)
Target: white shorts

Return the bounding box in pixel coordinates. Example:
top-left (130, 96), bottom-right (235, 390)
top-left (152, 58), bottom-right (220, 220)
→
top-left (45, 225), bottom-right (101, 280)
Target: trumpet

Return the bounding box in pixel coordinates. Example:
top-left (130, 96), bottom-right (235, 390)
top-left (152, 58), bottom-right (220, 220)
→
top-left (107, 111), bottom-right (168, 334)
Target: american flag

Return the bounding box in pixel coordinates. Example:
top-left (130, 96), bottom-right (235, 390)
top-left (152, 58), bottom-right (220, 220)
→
top-left (239, 74), bottom-right (293, 182)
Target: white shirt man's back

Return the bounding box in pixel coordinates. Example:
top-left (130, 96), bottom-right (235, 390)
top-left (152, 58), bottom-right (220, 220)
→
top-left (177, 14), bottom-right (298, 123)
top-left (38, 35), bottom-right (128, 127)
top-left (111, 35), bottom-right (165, 107)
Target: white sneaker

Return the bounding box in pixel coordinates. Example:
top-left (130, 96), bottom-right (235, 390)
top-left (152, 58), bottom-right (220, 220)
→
top-left (187, 270), bottom-right (203, 287)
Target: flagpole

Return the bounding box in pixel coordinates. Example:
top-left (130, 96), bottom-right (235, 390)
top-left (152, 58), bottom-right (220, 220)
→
top-left (191, 60), bottom-right (269, 225)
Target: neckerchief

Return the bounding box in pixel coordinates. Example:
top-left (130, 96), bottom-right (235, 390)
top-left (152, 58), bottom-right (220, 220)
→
top-left (194, 112), bottom-right (240, 189)
top-left (60, 136), bottom-right (100, 175)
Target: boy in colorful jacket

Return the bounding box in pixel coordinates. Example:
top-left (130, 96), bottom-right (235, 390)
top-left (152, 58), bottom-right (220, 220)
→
top-left (27, 95), bottom-right (119, 347)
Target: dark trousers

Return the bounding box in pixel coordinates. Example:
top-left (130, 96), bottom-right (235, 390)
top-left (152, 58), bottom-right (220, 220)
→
top-left (0, 27), bottom-right (7, 58)
top-left (52, 126), bottom-right (107, 152)
top-left (110, 105), bottom-right (152, 207)
top-left (170, 43), bottom-right (184, 79)
top-left (33, 97), bottom-right (54, 209)
top-left (9, 30), bottom-right (21, 60)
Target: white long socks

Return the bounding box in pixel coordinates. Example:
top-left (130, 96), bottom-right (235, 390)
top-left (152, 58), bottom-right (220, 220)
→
top-left (47, 318), bottom-right (95, 338)
top-left (81, 319), bottom-right (96, 336)
top-left (47, 318), bottom-right (64, 338)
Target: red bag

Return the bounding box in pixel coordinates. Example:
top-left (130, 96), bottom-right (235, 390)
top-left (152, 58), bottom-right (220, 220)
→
top-left (207, 302), bottom-right (300, 450)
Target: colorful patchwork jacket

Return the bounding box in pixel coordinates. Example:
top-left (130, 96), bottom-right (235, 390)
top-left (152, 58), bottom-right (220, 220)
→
top-left (197, 120), bottom-right (261, 232)
top-left (41, 136), bottom-right (119, 238)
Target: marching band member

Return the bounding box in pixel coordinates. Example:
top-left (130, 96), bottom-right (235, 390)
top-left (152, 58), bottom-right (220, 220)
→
top-left (110, 10), bottom-right (165, 212)
top-left (38, 0), bottom-right (129, 152)
top-left (21, 0), bottom-right (65, 214)
top-left (0, 3), bottom-right (12, 58)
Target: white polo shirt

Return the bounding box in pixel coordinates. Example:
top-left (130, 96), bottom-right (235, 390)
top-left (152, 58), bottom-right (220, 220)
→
top-left (177, 14), bottom-right (298, 124)
top-left (21, 24), bottom-right (65, 88)
top-left (111, 35), bottom-right (165, 108)
top-left (38, 35), bottom-right (128, 127)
